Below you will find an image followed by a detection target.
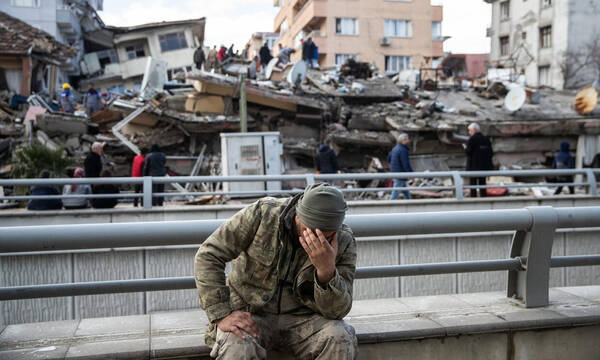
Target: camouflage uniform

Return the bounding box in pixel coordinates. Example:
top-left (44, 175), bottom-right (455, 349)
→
top-left (194, 194), bottom-right (357, 359)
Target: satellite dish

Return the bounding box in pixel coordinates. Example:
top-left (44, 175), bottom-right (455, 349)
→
top-left (265, 58), bottom-right (279, 80)
top-left (504, 86), bottom-right (526, 112)
top-left (286, 61), bottom-right (307, 85)
top-left (574, 87), bottom-right (599, 115)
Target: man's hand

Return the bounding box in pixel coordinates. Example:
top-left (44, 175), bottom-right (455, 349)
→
top-left (215, 311), bottom-right (259, 340)
top-left (299, 229), bottom-right (338, 285)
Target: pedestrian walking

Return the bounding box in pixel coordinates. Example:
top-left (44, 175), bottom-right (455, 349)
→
top-left (131, 149), bottom-right (146, 207)
top-left (387, 133), bottom-right (413, 200)
top-left (465, 123), bottom-right (493, 197)
top-left (553, 141), bottom-right (575, 195)
top-left (143, 144), bottom-right (167, 206)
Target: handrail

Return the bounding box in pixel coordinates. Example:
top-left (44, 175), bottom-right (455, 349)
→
top-left (1, 169), bottom-right (598, 208)
top-left (0, 206), bottom-right (599, 308)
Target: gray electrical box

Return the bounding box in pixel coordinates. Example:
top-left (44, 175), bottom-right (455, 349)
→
top-left (220, 132), bottom-right (284, 193)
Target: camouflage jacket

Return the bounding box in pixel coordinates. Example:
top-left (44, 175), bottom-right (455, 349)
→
top-left (194, 195), bottom-right (357, 345)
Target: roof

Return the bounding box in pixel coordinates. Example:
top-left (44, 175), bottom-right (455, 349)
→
top-left (0, 11), bottom-right (76, 62)
top-left (106, 17), bottom-right (206, 33)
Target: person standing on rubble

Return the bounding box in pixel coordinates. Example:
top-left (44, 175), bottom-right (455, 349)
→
top-left (218, 45), bottom-right (227, 63)
top-left (207, 46), bottom-right (218, 71)
top-left (316, 138), bottom-right (341, 175)
top-left (302, 38), bottom-right (316, 68)
top-left (84, 141), bottom-right (106, 178)
top-left (83, 84), bottom-right (101, 117)
top-left (388, 133), bottom-right (413, 200)
top-left (131, 149), bottom-right (146, 207)
top-left (144, 144), bottom-right (167, 206)
top-left (195, 183), bottom-right (358, 359)
top-left (552, 141), bottom-right (575, 195)
top-left (259, 42), bottom-right (272, 69)
top-left (59, 83), bottom-right (77, 114)
top-left (227, 44), bottom-right (235, 59)
top-left (465, 123), bottom-right (493, 197)
top-left (193, 46), bottom-right (206, 71)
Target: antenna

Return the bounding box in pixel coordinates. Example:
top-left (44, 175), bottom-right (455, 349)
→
top-left (286, 61), bottom-right (307, 85)
top-left (504, 86), bottom-right (526, 112)
top-left (265, 58), bottom-right (279, 80)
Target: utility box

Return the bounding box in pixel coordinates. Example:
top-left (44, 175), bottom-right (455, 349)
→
top-left (221, 132), bottom-right (284, 193)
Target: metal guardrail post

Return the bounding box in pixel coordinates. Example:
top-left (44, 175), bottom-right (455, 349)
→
top-left (452, 172), bottom-right (464, 200)
top-left (143, 177), bottom-right (152, 209)
top-left (507, 206), bottom-right (557, 307)
top-left (306, 174), bottom-right (315, 186)
top-left (585, 169), bottom-right (598, 196)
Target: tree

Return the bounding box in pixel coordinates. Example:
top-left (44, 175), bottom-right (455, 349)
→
top-left (11, 144), bottom-right (74, 179)
top-left (559, 32), bottom-right (600, 89)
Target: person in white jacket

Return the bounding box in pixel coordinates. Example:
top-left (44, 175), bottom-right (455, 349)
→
top-left (63, 168), bottom-right (91, 209)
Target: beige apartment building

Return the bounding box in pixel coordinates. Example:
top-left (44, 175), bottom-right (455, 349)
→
top-left (272, 0), bottom-right (444, 73)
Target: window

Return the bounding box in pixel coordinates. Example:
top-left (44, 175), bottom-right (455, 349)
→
top-left (11, 0), bottom-right (40, 7)
top-left (384, 19), bottom-right (412, 38)
top-left (522, 31), bottom-right (527, 40)
top-left (542, 0), bottom-right (552, 7)
top-left (96, 49), bottom-right (118, 67)
top-left (335, 54), bottom-right (357, 66)
top-left (540, 26), bottom-right (552, 48)
top-left (159, 32), bottom-right (188, 52)
top-left (384, 56), bottom-right (411, 73)
top-left (125, 44), bottom-right (146, 60)
top-left (500, 1), bottom-right (510, 20)
top-left (335, 18), bottom-right (359, 35)
top-left (500, 36), bottom-right (509, 56)
top-left (431, 21), bottom-right (442, 40)
top-left (280, 19), bottom-right (289, 34)
top-left (538, 66), bottom-right (550, 86)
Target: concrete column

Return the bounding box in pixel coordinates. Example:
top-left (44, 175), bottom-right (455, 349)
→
top-left (20, 57), bottom-right (31, 96)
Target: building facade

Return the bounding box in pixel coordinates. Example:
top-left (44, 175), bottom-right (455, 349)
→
top-left (485, 0), bottom-right (600, 89)
top-left (0, 0), bottom-right (104, 88)
top-left (272, 0), bottom-right (444, 73)
top-left (81, 19), bottom-right (205, 93)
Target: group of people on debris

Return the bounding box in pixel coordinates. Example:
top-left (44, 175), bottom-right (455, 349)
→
top-left (192, 37), bottom-right (319, 80)
top-left (27, 142), bottom-right (167, 210)
top-left (317, 122), bottom-right (575, 199)
top-left (58, 82), bottom-right (104, 117)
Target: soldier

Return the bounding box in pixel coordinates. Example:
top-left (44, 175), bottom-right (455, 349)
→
top-left (195, 183), bottom-right (357, 359)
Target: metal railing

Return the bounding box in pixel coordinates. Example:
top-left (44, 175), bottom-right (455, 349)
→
top-left (0, 169), bottom-right (598, 209)
top-left (0, 206), bottom-right (599, 308)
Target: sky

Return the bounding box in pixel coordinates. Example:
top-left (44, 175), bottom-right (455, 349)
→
top-left (100, 0), bottom-right (491, 54)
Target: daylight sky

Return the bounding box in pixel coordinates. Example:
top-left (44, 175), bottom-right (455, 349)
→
top-left (100, 0), bottom-right (491, 54)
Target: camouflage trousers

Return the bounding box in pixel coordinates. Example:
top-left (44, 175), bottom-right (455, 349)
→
top-left (209, 313), bottom-right (357, 359)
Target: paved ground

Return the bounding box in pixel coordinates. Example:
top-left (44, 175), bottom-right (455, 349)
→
top-left (1, 286), bottom-right (599, 359)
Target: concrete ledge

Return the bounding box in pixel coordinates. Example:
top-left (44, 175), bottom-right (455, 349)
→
top-left (1, 286), bottom-right (599, 359)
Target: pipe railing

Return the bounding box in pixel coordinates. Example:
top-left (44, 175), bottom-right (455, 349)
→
top-left (0, 206), bottom-right (599, 307)
top-left (0, 169), bottom-right (598, 209)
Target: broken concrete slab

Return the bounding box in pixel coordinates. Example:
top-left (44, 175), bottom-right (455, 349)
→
top-left (184, 95), bottom-right (227, 114)
top-left (36, 130), bottom-right (60, 151)
top-left (35, 113), bottom-right (88, 136)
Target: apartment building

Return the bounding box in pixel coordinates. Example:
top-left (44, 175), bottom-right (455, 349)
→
top-left (485, 0), bottom-right (600, 89)
top-left (0, 0), bottom-right (104, 92)
top-left (272, 0), bottom-right (444, 73)
top-left (81, 18), bottom-right (205, 93)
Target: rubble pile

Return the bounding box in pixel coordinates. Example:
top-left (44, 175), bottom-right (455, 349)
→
top-left (1, 57), bottom-right (600, 202)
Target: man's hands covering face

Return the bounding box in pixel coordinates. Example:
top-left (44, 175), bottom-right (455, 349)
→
top-left (299, 228), bottom-right (338, 285)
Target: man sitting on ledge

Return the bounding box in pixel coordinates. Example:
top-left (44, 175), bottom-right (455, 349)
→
top-left (194, 183), bottom-right (358, 359)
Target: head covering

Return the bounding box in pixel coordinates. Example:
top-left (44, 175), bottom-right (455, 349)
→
top-left (62, 83), bottom-right (70, 89)
top-left (71, 167), bottom-right (85, 191)
top-left (560, 141), bottom-right (570, 152)
top-left (296, 183), bottom-right (348, 231)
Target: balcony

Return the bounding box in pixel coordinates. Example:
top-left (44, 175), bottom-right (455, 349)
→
top-left (293, 0), bottom-right (327, 32)
top-left (121, 56), bottom-right (150, 79)
top-left (56, 7), bottom-right (77, 29)
top-left (431, 5), bottom-right (443, 22)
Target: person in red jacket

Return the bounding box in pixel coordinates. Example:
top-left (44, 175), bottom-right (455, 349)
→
top-left (131, 148), bottom-right (146, 207)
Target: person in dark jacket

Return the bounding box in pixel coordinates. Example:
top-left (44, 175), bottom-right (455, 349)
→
top-left (259, 42), bottom-right (272, 68)
top-left (144, 144), bottom-right (167, 206)
top-left (387, 133), bottom-right (413, 200)
top-left (84, 141), bottom-right (105, 178)
top-left (465, 123), bottom-right (493, 197)
top-left (193, 46), bottom-right (205, 71)
top-left (316, 138), bottom-right (340, 174)
top-left (91, 170), bottom-right (119, 209)
top-left (302, 37), bottom-right (316, 68)
top-left (27, 170), bottom-right (63, 210)
top-left (553, 141), bottom-right (575, 195)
